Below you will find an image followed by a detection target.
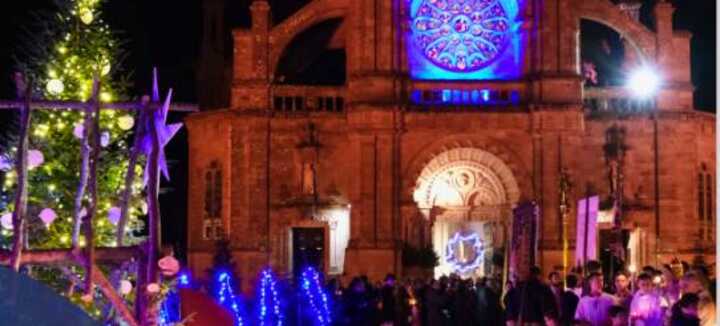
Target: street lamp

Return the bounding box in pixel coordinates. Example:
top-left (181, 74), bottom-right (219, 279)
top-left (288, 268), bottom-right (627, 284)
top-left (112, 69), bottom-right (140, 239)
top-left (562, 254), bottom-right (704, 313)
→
top-left (626, 66), bottom-right (661, 266)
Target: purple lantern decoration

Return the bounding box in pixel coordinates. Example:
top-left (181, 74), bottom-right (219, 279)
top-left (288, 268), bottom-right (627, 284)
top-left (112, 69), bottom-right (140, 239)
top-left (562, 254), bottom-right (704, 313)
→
top-left (73, 123), bottom-right (84, 139)
top-left (0, 155), bottom-right (12, 171)
top-left (100, 131), bottom-right (110, 147)
top-left (1, 213), bottom-right (12, 230)
top-left (108, 207), bottom-right (121, 225)
top-left (39, 208), bottom-right (57, 227)
top-left (28, 150), bottom-right (44, 169)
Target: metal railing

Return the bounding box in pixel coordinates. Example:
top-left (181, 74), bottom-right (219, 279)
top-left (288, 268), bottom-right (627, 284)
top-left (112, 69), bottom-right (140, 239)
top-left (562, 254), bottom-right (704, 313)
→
top-left (271, 85), bottom-right (345, 113)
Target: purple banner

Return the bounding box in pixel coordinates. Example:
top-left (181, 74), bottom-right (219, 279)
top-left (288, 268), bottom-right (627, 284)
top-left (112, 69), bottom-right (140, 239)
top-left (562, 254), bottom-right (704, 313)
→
top-left (510, 202), bottom-right (539, 281)
top-left (575, 196), bottom-right (599, 267)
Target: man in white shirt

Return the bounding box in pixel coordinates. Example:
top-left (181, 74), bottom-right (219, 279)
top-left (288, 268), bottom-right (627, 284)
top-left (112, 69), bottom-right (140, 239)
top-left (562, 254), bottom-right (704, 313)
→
top-left (629, 273), bottom-right (668, 326)
top-left (574, 272), bottom-right (616, 326)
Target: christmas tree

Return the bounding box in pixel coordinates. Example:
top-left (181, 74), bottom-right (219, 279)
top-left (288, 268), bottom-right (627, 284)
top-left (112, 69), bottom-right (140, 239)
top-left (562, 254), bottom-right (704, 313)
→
top-left (0, 0), bottom-right (145, 318)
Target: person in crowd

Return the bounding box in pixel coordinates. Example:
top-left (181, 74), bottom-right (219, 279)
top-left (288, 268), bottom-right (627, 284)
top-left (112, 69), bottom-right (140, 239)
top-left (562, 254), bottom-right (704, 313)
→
top-left (660, 265), bottom-right (681, 303)
top-left (342, 277), bottom-right (373, 326)
top-left (424, 279), bottom-right (449, 326)
top-left (452, 280), bottom-right (477, 325)
top-left (548, 271), bottom-right (564, 316)
top-left (404, 282), bottom-right (421, 326)
top-left (670, 293), bottom-right (700, 326)
top-left (608, 305), bottom-right (628, 326)
top-left (574, 272), bottom-right (615, 326)
top-left (680, 272), bottom-right (715, 326)
top-left (505, 266), bottom-right (559, 326)
top-left (476, 277), bottom-right (503, 326)
top-left (612, 272), bottom-right (633, 310)
top-left (393, 281), bottom-right (411, 326)
top-left (559, 274), bottom-right (580, 326)
top-left (629, 272), bottom-right (668, 326)
top-left (379, 274), bottom-right (397, 326)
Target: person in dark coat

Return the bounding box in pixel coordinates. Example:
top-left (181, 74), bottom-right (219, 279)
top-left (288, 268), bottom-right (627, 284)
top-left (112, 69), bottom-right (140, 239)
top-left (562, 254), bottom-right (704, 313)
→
top-left (342, 277), bottom-right (373, 326)
top-left (380, 274), bottom-right (397, 325)
top-left (559, 274), bottom-right (580, 326)
top-left (505, 266), bottom-right (560, 325)
top-left (452, 280), bottom-right (477, 325)
top-left (424, 279), bottom-right (449, 326)
top-left (670, 293), bottom-right (701, 326)
top-left (476, 277), bottom-right (504, 326)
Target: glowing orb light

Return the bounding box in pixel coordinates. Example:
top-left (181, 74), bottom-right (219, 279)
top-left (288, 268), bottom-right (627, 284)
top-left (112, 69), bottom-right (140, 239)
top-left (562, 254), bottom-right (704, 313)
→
top-left (1, 213), bottom-right (12, 230)
top-left (627, 67), bottom-right (660, 98)
top-left (46, 79), bottom-right (65, 95)
top-left (107, 207), bottom-right (121, 225)
top-left (117, 115), bottom-right (135, 131)
top-left (28, 150), bottom-right (44, 169)
top-left (445, 231), bottom-right (484, 274)
top-left (79, 8), bottom-right (94, 25)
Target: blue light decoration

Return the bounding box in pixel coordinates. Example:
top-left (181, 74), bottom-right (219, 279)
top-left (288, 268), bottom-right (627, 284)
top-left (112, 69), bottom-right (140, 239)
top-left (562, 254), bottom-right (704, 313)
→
top-left (445, 231), bottom-right (484, 274)
top-left (255, 269), bottom-right (285, 326)
top-left (217, 271), bottom-right (248, 326)
top-left (299, 266), bottom-right (332, 326)
top-left (159, 287), bottom-right (182, 326)
top-left (407, 0), bottom-right (525, 80)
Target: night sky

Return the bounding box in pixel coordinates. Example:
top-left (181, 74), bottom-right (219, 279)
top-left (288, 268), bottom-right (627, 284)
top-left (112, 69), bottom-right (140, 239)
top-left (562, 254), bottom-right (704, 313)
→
top-left (0, 0), bottom-right (715, 261)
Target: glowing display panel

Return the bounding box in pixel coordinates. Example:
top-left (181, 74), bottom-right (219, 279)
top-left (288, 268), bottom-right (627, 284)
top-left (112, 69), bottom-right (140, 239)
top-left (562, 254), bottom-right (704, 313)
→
top-left (408, 0), bottom-right (524, 80)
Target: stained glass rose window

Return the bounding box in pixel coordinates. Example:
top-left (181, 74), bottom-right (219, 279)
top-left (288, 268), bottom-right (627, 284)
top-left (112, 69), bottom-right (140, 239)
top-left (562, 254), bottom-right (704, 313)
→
top-left (411, 0), bottom-right (511, 72)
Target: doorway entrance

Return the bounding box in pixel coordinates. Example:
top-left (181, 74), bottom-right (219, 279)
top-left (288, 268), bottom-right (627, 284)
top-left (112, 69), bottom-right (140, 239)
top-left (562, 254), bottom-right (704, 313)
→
top-left (291, 227), bottom-right (325, 279)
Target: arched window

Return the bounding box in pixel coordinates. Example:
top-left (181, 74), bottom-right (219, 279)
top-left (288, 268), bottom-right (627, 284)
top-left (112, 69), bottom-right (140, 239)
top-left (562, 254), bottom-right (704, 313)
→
top-left (203, 161), bottom-right (224, 240)
top-left (698, 164), bottom-right (714, 241)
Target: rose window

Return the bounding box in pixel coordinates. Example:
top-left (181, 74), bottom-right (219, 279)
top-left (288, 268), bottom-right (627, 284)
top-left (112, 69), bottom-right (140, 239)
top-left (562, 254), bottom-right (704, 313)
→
top-left (411, 0), bottom-right (511, 72)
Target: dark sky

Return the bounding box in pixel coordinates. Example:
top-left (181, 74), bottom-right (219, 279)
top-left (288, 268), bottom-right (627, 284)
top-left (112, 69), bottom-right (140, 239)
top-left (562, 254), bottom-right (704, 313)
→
top-left (0, 0), bottom-right (715, 259)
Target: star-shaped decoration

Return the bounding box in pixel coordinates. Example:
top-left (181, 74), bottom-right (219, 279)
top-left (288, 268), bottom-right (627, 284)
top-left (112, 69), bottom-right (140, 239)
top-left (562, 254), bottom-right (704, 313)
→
top-left (141, 69), bottom-right (182, 185)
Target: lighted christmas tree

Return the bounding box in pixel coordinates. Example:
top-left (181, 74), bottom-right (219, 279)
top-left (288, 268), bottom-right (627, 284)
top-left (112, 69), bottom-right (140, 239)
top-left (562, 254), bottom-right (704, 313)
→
top-left (0, 0), bottom-right (145, 317)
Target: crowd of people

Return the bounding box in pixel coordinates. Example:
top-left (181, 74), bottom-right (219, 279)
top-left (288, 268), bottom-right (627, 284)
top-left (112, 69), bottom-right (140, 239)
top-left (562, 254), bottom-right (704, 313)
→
top-left (325, 261), bottom-right (716, 326)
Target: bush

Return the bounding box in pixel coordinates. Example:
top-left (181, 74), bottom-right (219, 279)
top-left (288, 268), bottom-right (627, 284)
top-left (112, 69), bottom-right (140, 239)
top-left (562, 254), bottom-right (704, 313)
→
top-left (401, 243), bottom-right (439, 268)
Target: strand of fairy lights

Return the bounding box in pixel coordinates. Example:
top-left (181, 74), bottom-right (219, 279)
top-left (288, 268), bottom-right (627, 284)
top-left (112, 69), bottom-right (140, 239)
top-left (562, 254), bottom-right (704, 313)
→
top-left (258, 269), bottom-right (284, 326)
top-left (300, 267), bottom-right (332, 326)
top-left (218, 272), bottom-right (245, 326)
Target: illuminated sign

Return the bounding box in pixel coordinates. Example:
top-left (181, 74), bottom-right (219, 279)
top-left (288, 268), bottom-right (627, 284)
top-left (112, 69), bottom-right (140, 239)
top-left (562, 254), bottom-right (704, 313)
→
top-left (445, 231), bottom-right (484, 274)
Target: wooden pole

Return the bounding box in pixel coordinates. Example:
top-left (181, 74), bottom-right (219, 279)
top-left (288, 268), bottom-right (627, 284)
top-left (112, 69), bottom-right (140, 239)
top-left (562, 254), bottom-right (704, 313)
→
top-left (143, 97), bottom-right (163, 325)
top-left (0, 99), bottom-right (197, 112)
top-left (91, 264), bottom-right (139, 326)
top-left (72, 92), bottom-right (94, 248)
top-left (82, 78), bottom-right (101, 297)
top-left (10, 73), bottom-right (31, 271)
top-left (0, 247), bottom-right (139, 265)
top-left (116, 97), bottom-right (148, 246)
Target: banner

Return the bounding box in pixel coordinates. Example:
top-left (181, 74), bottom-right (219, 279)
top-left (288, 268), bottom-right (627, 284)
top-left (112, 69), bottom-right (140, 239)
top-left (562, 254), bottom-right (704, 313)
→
top-left (575, 196), bottom-right (599, 267)
top-left (509, 201), bottom-right (539, 281)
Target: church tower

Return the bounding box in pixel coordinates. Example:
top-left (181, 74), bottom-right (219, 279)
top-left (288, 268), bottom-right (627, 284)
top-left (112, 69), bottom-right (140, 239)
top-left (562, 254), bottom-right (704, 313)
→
top-left (197, 0), bottom-right (232, 110)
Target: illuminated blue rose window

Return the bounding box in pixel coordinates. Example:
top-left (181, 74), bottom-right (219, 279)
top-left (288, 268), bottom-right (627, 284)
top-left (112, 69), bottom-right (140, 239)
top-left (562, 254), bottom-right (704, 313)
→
top-left (411, 0), bottom-right (511, 72)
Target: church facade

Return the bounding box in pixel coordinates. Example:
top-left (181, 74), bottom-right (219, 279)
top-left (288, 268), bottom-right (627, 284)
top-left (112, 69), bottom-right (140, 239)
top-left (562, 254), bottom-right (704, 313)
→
top-left (186, 0), bottom-right (715, 288)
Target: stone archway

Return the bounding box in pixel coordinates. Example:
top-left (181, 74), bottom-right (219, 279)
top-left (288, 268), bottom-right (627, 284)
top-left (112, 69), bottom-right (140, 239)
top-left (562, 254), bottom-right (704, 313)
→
top-left (412, 147), bottom-right (520, 278)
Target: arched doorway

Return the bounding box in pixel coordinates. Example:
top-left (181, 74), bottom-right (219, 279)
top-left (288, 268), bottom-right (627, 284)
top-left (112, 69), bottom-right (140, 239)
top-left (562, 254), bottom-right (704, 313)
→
top-left (413, 148), bottom-right (520, 278)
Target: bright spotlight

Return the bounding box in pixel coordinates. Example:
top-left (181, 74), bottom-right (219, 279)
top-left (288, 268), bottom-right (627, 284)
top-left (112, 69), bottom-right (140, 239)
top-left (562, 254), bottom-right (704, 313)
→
top-left (627, 67), bottom-right (660, 98)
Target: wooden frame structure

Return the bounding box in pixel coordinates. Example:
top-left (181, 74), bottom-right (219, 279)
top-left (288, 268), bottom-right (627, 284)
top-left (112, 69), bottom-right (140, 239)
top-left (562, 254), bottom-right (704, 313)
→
top-left (0, 70), bottom-right (196, 326)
